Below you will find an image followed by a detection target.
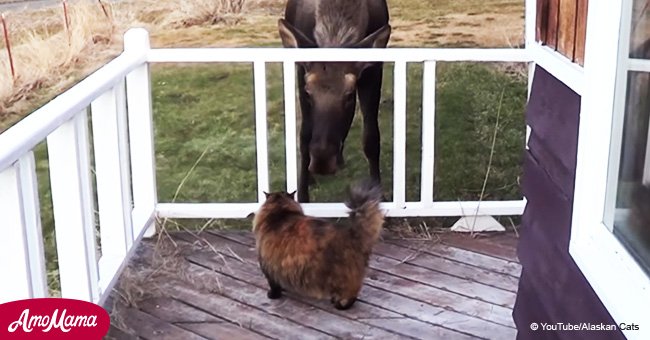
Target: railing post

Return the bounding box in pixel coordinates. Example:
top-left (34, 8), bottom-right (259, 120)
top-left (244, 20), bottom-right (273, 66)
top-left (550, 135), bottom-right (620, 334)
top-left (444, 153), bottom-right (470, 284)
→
top-left (420, 61), bottom-right (436, 206)
top-left (125, 28), bottom-right (157, 238)
top-left (393, 61), bottom-right (407, 208)
top-left (254, 61), bottom-right (270, 202)
top-left (47, 111), bottom-right (100, 302)
top-left (283, 61), bottom-right (298, 195)
top-left (91, 82), bottom-right (134, 291)
top-left (525, 0), bottom-right (537, 48)
top-left (0, 156), bottom-right (48, 303)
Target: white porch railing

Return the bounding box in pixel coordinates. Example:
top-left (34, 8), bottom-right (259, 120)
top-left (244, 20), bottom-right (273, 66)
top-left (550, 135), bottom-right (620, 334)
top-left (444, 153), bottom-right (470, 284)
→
top-left (0, 28), bottom-right (532, 305)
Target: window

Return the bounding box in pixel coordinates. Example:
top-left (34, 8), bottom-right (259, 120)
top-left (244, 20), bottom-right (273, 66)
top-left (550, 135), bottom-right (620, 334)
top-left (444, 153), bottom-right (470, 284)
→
top-left (607, 0), bottom-right (650, 275)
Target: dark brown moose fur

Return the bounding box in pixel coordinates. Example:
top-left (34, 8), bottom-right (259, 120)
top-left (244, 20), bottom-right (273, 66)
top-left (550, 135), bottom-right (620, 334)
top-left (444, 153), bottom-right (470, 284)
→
top-left (629, 184), bottom-right (650, 244)
top-left (252, 181), bottom-right (384, 310)
top-left (279, 0), bottom-right (391, 203)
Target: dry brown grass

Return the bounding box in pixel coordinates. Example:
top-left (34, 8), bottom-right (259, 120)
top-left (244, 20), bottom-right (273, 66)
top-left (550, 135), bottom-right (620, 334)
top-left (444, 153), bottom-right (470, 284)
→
top-left (0, 1), bottom-right (116, 122)
top-left (0, 0), bottom-right (523, 131)
top-left (0, 0), bottom-right (257, 130)
top-left (389, 12), bottom-right (524, 48)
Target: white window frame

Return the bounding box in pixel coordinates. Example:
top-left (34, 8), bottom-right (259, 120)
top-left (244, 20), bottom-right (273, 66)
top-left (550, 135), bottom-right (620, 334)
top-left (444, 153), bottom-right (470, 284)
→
top-left (570, 1), bottom-right (650, 339)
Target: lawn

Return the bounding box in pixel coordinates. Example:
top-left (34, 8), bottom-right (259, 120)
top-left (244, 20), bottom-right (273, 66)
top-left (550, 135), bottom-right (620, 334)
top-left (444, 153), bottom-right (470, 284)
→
top-left (151, 62), bottom-right (526, 208)
top-left (29, 61), bottom-right (528, 297)
top-left (5, 0), bottom-right (528, 295)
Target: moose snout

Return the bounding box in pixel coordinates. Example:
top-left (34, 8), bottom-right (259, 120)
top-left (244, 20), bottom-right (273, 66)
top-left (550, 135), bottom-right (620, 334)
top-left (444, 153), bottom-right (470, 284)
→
top-left (308, 154), bottom-right (338, 175)
top-left (308, 144), bottom-right (339, 175)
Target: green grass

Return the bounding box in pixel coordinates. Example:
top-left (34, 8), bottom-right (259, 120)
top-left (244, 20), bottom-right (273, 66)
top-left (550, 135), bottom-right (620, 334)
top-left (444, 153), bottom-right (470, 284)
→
top-left (151, 62), bottom-right (526, 207)
top-left (34, 60), bottom-right (526, 294)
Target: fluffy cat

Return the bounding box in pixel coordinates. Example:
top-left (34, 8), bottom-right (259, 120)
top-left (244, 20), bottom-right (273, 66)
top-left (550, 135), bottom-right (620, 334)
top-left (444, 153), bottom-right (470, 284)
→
top-left (252, 180), bottom-right (384, 310)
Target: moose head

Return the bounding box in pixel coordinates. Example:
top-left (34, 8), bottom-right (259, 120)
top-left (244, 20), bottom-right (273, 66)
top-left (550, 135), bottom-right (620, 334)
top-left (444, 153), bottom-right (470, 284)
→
top-left (278, 19), bottom-right (391, 176)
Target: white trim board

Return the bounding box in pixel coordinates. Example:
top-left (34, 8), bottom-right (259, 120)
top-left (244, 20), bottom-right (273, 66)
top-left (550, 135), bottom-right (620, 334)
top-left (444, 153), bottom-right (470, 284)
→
top-left (570, 1), bottom-right (650, 339)
top-left (529, 42), bottom-right (585, 95)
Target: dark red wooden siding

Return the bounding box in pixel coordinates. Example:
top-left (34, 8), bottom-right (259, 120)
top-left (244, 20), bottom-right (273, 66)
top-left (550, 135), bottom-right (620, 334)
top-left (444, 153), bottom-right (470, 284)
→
top-left (536, 0), bottom-right (588, 65)
top-left (513, 66), bottom-right (625, 340)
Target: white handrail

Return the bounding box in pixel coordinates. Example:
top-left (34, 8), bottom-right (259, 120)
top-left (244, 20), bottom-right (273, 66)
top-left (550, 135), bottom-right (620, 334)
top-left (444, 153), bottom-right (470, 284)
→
top-left (0, 50), bottom-right (146, 171)
top-left (148, 47), bottom-right (531, 63)
top-left (156, 200), bottom-right (528, 219)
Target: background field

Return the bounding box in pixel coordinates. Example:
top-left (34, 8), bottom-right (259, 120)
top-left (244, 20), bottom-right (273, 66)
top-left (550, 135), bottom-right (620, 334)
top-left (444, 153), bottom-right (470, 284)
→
top-left (0, 0), bottom-right (526, 294)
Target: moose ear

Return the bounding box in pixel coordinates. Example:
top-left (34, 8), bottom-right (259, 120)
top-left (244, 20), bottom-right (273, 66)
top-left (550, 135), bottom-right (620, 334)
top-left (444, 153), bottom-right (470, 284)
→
top-left (354, 24), bottom-right (392, 49)
top-left (278, 19), bottom-right (317, 48)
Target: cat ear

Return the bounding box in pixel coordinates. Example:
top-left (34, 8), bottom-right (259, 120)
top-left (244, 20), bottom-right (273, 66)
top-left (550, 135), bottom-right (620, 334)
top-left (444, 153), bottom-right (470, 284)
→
top-left (288, 190), bottom-right (297, 199)
top-left (263, 191), bottom-right (270, 198)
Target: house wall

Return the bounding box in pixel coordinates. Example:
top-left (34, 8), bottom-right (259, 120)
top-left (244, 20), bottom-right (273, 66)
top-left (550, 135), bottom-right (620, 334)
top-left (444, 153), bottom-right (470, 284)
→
top-left (512, 66), bottom-right (626, 340)
top-left (536, 0), bottom-right (588, 65)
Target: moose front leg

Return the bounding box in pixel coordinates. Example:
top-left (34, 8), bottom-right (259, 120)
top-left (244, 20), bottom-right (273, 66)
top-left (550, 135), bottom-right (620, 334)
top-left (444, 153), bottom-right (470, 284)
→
top-left (357, 63), bottom-right (384, 184)
top-left (298, 125), bottom-right (311, 203)
top-left (337, 101), bottom-right (357, 168)
top-left (297, 66), bottom-right (312, 203)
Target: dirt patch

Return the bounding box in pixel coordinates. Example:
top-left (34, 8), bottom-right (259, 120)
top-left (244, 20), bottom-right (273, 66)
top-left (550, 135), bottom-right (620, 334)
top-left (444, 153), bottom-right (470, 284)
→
top-left (0, 0), bottom-right (524, 126)
top-left (389, 12), bottom-right (523, 48)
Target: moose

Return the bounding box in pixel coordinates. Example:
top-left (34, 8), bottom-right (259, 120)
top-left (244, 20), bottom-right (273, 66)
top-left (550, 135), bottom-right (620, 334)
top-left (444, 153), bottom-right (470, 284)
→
top-left (278, 0), bottom-right (391, 202)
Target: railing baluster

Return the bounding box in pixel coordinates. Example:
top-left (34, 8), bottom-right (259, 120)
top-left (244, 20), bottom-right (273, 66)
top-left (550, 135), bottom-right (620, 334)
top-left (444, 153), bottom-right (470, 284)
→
top-left (254, 61), bottom-right (270, 202)
top-left (91, 84), bottom-right (133, 291)
top-left (47, 112), bottom-right (100, 302)
top-left (0, 163), bottom-right (33, 303)
top-left (393, 61), bottom-right (408, 208)
top-left (18, 152), bottom-right (48, 298)
top-left (125, 28), bottom-right (157, 238)
top-left (283, 61), bottom-right (298, 195)
top-left (420, 61), bottom-right (436, 206)
top-left (116, 80), bottom-right (134, 246)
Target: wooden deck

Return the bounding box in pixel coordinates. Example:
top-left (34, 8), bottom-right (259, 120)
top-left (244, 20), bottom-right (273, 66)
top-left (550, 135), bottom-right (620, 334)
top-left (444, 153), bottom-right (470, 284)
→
top-left (104, 229), bottom-right (521, 340)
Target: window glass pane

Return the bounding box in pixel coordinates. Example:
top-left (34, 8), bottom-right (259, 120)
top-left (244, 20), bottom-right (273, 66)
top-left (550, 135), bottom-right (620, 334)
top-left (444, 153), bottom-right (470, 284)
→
top-left (611, 0), bottom-right (650, 274)
top-left (630, 0), bottom-right (650, 58)
top-left (613, 71), bottom-right (650, 275)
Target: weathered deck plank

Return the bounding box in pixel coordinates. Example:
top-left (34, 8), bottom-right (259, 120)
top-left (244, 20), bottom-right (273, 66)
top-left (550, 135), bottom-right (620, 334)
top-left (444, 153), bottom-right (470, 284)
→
top-left (190, 231), bottom-right (515, 337)
top-left (370, 254), bottom-right (516, 307)
top-left (107, 229), bottom-right (520, 340)
top-left (175, 232), bottom-right (465, 340)
top-left (387, 238), bottom-right (522, 277)
top-left (137, 298), bottom-right (269, 340)
top-left (159, 275), bottom-right (337, 340)
top-left (105, 325), bottom-right (140, 340)
top-left (372, 241), bottom-right (519, 292)
top-left (204, 230), bottom-right (517, 327)
top-left (428, 231), bottom-right (519, 262)
top-left (213, 230), bottom-right (517, 308)
top-left (118, 307), bottom-right (208, 340)
top-left (365, 268), bottom-right (516, 328)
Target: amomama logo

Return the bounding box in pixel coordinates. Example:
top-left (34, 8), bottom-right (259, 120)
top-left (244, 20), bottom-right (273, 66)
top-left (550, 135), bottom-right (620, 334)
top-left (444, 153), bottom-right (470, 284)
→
top-left (0, 298), bottom-right (110, 339)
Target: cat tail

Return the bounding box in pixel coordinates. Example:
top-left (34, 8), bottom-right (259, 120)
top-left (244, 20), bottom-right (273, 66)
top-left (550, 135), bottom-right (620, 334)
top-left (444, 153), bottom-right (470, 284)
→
top-left (345, 179), bottom-right (385, 254)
